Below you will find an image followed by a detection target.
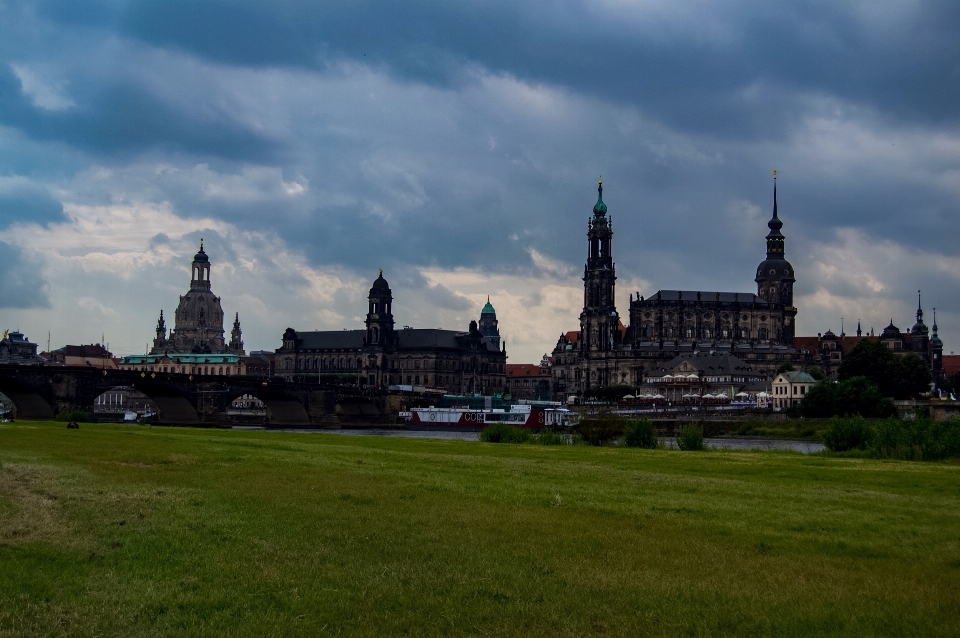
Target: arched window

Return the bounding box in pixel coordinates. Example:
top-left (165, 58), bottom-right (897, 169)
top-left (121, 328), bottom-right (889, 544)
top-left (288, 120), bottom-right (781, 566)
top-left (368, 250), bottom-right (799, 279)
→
top-left (340, 357), bottom-right (345, 369)
top-left (219, 366), bottom-right (223, 375)
top-left (758, 327), bottom-right (768, 340)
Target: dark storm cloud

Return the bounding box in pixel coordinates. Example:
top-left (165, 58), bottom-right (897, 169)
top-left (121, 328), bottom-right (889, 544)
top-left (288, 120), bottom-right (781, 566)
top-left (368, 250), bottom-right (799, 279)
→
top-left (26, 0), bottom-right (959, 134)
top-left (0, 65), bottom-right (280, 161)
top-left (0, 189), bottom-right (64, 227)
top-left (0, 241), bottom-right (49, 308)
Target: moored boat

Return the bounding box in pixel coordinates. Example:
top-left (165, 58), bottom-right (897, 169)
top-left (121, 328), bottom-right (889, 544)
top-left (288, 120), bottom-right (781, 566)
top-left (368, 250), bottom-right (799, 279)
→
top-left (404, 395), bottom-right (578, 431)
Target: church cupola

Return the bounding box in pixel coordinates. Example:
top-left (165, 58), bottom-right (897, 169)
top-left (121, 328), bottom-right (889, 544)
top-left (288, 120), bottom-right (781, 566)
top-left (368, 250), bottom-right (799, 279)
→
top-left (153, 309), bottom-right (169, 351)
top-left (191, 239), bottom-right (212, 290)
top-left (365, 269), bottom-right (394, 347)
top-left (911, 290), bottom-right (929, 336)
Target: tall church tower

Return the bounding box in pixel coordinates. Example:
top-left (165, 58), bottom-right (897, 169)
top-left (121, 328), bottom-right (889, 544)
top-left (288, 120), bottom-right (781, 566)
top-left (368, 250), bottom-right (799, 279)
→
top-left (755, 175), bottom-right (797, 345)
top-left (365, 270), bottom-right (395, 347)
top-left (580, 179), bottom-right (619, 353)
top-left (478, 296), bottom-right (501, 350)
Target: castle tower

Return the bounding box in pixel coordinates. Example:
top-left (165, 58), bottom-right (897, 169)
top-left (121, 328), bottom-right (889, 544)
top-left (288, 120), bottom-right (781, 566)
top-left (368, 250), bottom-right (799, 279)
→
top-left (478, 296), bottom-right (501, 350)
top-left (365, 269), bottom-right (394, 347)
top-left (580, 179), bottom-right (619, 353)
top-left (755, 174), bottom-right (796, 344)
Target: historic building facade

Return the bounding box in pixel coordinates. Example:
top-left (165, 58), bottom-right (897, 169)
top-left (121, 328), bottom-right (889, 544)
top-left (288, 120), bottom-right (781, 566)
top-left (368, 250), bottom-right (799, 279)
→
top-left (551, 178), bottom-right (803, 398)
top-left (149, 242), bottom-right (245, 356)
top-left (275, 271), bottom-right (507, 394)
top-left (119, 242), bottom-right (246, 376)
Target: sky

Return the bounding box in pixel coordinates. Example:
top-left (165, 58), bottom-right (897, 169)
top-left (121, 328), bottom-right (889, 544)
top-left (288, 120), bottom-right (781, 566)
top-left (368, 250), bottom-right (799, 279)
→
top-left (1, 0), bottom-right (959, 364)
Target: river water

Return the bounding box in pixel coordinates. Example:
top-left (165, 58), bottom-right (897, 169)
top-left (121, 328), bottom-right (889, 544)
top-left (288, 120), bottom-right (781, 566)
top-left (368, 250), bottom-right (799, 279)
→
top-left (234, 426), bottom-right (825, 453)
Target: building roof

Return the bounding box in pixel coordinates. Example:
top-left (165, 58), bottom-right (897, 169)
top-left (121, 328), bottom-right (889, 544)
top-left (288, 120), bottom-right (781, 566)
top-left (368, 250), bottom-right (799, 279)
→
top-left (943, 355), bottom-right (960, 377)
top-left (564, 331), bottom-right (580, 345)
top-left (56, 344), bottom-right (113, 358)
top-left (295, 330), bottom-right (367, 350)
top-left (641, 290), bottom-right (769, 304)
top-left (506, 364), bottom-right (542, 377)
top-left (649, 352), bottom-right (761, 377)
top-left (119, 353), bottom-right (241, 364)
top-left (777, 371), bottom-right (816, 383)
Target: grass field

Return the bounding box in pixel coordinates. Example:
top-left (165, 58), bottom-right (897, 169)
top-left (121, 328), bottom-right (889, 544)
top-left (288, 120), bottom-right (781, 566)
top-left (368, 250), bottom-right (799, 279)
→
top-left (1, 422), bottom-right (959, 637)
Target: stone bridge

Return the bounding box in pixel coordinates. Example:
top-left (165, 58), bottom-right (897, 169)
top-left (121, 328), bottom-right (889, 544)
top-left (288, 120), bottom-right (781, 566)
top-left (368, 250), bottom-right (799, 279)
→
top-left (0, 365), bottom-right (390, 427)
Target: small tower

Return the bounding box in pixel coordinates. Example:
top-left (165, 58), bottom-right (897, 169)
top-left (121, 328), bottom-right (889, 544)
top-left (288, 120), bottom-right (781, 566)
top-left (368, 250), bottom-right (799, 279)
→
top-left (931, 308), bottom-right (944, 383)
top-left (191, 239), bottom-right (211, 290)
top-left (229, 312), bottom-right (244, 355)
top-left (478, 296), bottom-right (501, 350)
top-left (365, 269), bottom-right (394, 347)
top-left (910, 290), bottom-right (931, 364)
top-left (755, 173), bottom-right (797, 345)
top-left (153, 310), bottom-right (168, 351)
top-left (580, 178), bottom-right (619, 353)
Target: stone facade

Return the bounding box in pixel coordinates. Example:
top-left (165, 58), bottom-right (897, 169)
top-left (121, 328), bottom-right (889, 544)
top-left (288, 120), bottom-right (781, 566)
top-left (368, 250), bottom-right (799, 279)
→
top-left (275, 271), bottom-right (507, 394)
top-left (150, 241), bottom-right (245, 356)
top-left (0, 330), bottom-right (42, 366)
top-left (505, 355), bottom-right (553, 400)
top-left (551, 179), bottom-right (802, 399)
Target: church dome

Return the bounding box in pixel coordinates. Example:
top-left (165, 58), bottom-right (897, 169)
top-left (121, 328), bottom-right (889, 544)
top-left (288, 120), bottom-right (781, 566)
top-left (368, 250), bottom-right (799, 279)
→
top-left (370, 270), bottom-right (391, 294)
top-left (481, 297), bottom-right (496, 316)
top-left (756, 258), bottom-right (795, 281)
top-left (880, 321), bottom-right (901, 339)
top-left (593, 180), bottom-right (607, 216)
top-left (193, 242), bottom-right (209, 263)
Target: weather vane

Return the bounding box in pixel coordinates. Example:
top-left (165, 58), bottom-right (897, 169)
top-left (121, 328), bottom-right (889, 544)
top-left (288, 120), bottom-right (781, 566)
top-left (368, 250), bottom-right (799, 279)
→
top-left (770, 169), bottom-right (777, 179)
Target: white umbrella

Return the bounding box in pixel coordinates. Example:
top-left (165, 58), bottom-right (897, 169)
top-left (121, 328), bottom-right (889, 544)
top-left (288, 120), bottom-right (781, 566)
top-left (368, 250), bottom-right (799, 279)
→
top-left (622, 394), bottom-right (635, 399)
top-left (735, 392), bottom-right (750, 397)
top-left (653, 393), bottom-right (665, 399)
top-left (717, 392), bottom-right (728, 398)
top-left (662, 374), bottom-right (673, 379)
top-left (702, 393), bottom-right (715, 399)
top-left (756, 391), bottom-right (769, 398)
top-left (687, 374), bottom-right (699, 379)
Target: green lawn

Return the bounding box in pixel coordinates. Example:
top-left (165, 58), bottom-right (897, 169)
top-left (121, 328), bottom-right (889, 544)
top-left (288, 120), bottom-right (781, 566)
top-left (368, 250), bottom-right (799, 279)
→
top-left (1, 422), bottom-right (958, 637)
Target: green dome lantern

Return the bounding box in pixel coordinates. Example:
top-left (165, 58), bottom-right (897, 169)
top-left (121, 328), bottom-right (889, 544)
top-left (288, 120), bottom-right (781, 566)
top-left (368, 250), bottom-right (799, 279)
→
top-left (592, 178), bottom-right (607, 216)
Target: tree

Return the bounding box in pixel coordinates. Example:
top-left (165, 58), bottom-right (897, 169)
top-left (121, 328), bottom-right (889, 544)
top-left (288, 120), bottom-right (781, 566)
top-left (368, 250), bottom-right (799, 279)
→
top-left (807, 366), bottom-right (826, 381)
top-left (797, 376), bottom-right (895, 418)
top-left (776, 362), bottom-right (795, 375)
top-left (838, 340), bottom-right (931, 399)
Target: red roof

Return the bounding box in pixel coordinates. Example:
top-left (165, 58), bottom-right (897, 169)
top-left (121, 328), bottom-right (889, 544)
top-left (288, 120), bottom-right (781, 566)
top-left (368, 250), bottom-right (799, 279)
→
top-left (564, 331), bottom-right (579, 345)
top-left (57, 344), bottom-right (113, 358)
top-left (943, 355), bottom-right (960, 377)
top-left (506, 364), bottom-right (542, 377)
top-left (794, 335), bottom-right (877, 355)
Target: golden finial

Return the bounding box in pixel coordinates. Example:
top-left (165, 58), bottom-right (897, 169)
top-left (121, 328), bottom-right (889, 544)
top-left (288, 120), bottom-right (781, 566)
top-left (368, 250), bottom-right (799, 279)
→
top-left (487, 295), bottom-right (490, 303)
top-left (200, 237), bottom-right (204, 249)
top-left (379, 268), bottom-right (383, 276)
top-left (598, 175), bottom-right (602, 185)
top-left (2, 330), bottom-right (7, 340)
top-left (770, 169), bottom-right (777, 179)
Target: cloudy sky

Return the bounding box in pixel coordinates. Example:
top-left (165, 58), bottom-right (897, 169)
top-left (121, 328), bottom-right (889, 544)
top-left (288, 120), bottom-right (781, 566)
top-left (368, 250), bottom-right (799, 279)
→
top-left (1, 0), bottom-right (959, 363)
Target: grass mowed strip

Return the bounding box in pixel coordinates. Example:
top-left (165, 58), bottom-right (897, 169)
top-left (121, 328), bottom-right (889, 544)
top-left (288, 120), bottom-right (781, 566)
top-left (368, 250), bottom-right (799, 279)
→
top-left (1, 423), bottom-right (958, 637)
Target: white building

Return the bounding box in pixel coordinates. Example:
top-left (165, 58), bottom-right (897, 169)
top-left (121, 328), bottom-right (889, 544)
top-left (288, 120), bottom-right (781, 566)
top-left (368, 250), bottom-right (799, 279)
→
top-left (771, 371), bottom-right (816, 410)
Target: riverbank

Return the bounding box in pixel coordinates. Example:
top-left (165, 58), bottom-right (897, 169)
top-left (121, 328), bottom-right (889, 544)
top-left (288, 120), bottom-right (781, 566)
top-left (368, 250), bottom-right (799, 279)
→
top-left (1, 420), bottom-right (957, 636)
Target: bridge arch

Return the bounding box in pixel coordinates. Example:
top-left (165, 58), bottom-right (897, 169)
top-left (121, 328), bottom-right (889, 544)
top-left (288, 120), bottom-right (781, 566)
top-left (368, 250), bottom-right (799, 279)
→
top-left (221, 387), bottom-right (310, 426)
top-left (0, 376), bottom-right (56, 419)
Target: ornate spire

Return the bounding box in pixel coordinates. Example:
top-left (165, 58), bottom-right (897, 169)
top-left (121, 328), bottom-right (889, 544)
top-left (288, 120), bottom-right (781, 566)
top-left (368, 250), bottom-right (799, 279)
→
top-left (592, 177), bottom-right (607, 216)
top-left (765, 173), bottom-right (785, 258)
top-left (917, 290), bottom-right (923, 323)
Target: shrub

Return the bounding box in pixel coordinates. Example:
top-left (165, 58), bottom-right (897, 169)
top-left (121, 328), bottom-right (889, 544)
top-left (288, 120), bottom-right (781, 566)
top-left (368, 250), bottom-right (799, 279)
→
top-left (55, 408), bottom-right (91, 423)
top-left (536, 428), bottom-right (571, 445)
top-left (575, 415), bottom-right (625, 446)
top-left (822, 416), bottom-right (874, 452)
top-left (623, 418), bottom-right (658, 449)
top-left (480, 423), bottom-right (532, 444)
top-left (873, 416), bottom-right (960, 461)
top-left (675, 424), bottom-right (705, 451)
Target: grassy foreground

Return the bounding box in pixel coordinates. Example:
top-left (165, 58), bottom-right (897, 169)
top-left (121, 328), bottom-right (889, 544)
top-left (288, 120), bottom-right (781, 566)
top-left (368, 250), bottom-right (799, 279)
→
top-left (1, 423), bottom-right (959, 637)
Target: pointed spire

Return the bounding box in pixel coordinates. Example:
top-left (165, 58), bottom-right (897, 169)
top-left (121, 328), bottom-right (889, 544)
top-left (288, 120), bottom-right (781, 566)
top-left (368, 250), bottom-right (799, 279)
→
top-left (856, 320), bottom-right (862, 337)
top-left (917, 289), bottom-right (923, 322)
